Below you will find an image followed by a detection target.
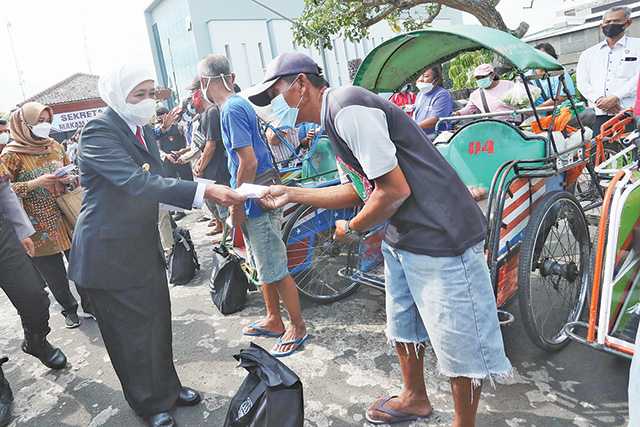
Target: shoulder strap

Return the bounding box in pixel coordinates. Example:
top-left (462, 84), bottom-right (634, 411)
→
top-left (479, 89), bottom-right (491, 114)
top-left (534, 80), bottom-right (548, 101)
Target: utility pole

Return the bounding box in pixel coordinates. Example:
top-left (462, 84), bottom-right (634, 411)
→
top-left (6, 21), bottom-right (27, 100)
top-left (82, 25), bottom-right (93, 74)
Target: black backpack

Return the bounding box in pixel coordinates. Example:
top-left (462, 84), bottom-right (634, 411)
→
top-left (224, 343), bottom-right (304, 427)
top-left (209, 244), bottom-right (251, 315)
top-left (168, 227), bottom-right (200, 285)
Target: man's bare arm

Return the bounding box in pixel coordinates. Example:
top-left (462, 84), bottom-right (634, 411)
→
top-left (348, 166), bottom-right (410, 233)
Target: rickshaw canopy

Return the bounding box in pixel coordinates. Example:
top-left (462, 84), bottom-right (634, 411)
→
top-left (353, 25), bottom-right (563, 93)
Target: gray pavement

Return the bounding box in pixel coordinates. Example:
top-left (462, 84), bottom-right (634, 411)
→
top-left (0, 211), bottom-right (631, 426)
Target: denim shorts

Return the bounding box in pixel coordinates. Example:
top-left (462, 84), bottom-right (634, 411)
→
top-left (205, 199), bottom-right (229, 220)
top-left (241, 208), bottom-right (289, 284)
top-left (383, 240), bottom-right (512, 383)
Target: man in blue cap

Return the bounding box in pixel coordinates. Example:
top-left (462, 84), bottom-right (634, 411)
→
top-left (251, 52), bottom-right (511, 426)
top-left (197, 54), bottom-right (308, 357)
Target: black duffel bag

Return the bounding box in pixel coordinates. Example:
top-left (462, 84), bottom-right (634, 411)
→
top-left (168, 227), bottom-right (200, 285)
top-left (209, 244), bottom-right (251, 315)
top-left (224, 343), bottom-right (304, 427)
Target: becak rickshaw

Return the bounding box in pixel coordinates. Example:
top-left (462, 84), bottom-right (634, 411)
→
top-left (283, 25), bottom-right (602, 353)
top-left (565, 138), bottom-right (639, 359)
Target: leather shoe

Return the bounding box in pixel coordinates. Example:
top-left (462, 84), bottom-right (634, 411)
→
top-left (21, 334), bottom-right (67, 370)
top-left (146, 412), bottom-right (175, 427)
top-left (175, 387), bottom-right (201, 407)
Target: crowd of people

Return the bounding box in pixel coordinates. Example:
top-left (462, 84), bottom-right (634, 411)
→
top-left (388, 6), bottom-right (638, 141)
top-left (0, 4), bottom-right (638, 427)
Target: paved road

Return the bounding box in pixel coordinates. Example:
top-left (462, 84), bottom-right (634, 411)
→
top-left (0, 211), bottom-right (631, 426)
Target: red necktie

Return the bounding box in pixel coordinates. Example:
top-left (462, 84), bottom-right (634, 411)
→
top-left (135, 126), bottom-right (147, 150)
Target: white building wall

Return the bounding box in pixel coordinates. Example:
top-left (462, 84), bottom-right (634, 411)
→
top-left (206, 19), bottom-right (400, 89)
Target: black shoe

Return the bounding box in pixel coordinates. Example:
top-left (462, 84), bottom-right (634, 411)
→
top-left (21, 333), bottom-right (67, 370)
top-left (64, 312), bottom-right (81, 329)
top-left (146, 412), bottom-right (175, 427)
top-left (175, 387), bottom-right (201, 407)
top-left (173, 212), bottom-right (187, 221)
top-left (0, 357), bottom-right (13, 427)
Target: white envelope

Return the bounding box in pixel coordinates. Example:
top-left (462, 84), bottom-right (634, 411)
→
top-left (236, 183), bottom-right (269, 198)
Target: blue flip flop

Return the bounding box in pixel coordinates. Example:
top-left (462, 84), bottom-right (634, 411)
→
top-left (365, 396), bottom-right (432, 425)
top-left (271, 334), bottom-right (309, 357)
top-left (242, 322), bottom-right (285, 338)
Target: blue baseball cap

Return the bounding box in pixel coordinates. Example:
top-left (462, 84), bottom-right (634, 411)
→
top-left (246, 52), bottom-right (322, 107)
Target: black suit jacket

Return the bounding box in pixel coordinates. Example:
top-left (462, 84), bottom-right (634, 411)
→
top-left (69, 108), bottom-right (198, 290)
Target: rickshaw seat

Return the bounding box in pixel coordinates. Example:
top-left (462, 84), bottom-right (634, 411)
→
top-left (437, 119), bottom-right (548, 189)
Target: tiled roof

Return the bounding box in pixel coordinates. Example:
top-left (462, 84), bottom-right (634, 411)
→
top-left (22, 73), bottom-right (101, 106)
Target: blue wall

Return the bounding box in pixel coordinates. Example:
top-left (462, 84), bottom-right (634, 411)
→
top-left (146, 0), bottom-right (198, 102)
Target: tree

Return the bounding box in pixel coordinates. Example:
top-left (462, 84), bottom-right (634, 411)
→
top-left (294, 0), bottom-right (529, 49)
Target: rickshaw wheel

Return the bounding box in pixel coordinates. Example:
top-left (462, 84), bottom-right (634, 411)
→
top-left (283, 204), bottom-right (361, 304)
top-left (518, 191), bottom-right (590, 352)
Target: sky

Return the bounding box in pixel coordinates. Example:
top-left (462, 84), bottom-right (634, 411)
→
top-left (0, 0), bottom-right (565, 112)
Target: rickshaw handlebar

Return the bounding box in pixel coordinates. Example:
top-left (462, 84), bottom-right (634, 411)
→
top-left (435, 103), bottom-right (585, 129)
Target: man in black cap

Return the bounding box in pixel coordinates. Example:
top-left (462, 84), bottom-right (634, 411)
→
top-left (251, 52), bottom-right (511, 426)
top-left (154, 106), bottom-right (193, 183)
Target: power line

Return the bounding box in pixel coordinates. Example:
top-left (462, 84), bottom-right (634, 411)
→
top-left (6, 21), bottom-right (27, 100)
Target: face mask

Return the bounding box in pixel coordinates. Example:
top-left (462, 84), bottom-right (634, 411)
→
top-left (200, 74), bottom-right (233, 104)
top-left (270, 79), bottom-right (303, 129)
top-left (124, 99), bottom-right (156, 126)
top-left (32, 122), bottom-right (52, 139)
top-left (416, 82), bottom-right (434, 92)
top-left (476, 76), bottom-right (493, 89)
top-left (0, 133), bottom-right (9, 145)
top-left (602, 23), bottom-right (625, 38)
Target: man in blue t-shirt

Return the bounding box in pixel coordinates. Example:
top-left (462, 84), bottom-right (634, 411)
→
top-left (198, 54), bottom-right (308, 357)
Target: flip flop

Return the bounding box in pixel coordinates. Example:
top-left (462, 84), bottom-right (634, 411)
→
top-left (271, 334), bottom-right (309, 357)
top-left (242, 322), bottom-right (285, 338)
top-left (365, 396), bottom-right (432, 425)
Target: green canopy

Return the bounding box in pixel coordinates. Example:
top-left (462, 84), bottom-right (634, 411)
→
top-left (353, 25), bottom-right (563, 93)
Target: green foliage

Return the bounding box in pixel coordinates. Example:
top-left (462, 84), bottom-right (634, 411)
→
top-left (293, 0), bottom-right (441, 49)
top-left (447, 50), bottom-right (493, 90)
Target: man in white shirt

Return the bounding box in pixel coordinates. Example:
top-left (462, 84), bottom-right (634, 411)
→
top-left (577, 6), bottom-right (640, 135)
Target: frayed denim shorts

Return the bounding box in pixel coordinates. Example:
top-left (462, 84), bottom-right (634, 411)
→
top-left (241, 208), bottom-right (289, 284)
top-left (383, 240), bottom-right (512, 383)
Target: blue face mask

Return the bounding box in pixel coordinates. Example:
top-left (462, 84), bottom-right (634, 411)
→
top-left (270, 79), bottom-right (303, 129)
top-left (476, 76), bottom-right (493, 89)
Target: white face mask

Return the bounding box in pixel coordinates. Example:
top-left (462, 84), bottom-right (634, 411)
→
top-left (32, 122), bottom-right (52, 139)
top-left (416, 82), bottom-right (434, 93)
top-left (0, 133), bottom-right (9, 145)
top-left (200, 74), bottom-right (233, 105)
top-left (123, 99), bottom-right (156, 126)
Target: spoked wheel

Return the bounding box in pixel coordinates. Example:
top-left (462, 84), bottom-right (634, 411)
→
top-left (283, 204), bottom-right (361, 304)
top-left (518, 191), bottom-right (590, 351)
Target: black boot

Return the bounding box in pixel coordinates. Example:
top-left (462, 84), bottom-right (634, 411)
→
top-left (0, 357), bottom-right (13, 427)
top-left (21, 333), bottom-right (67, 370)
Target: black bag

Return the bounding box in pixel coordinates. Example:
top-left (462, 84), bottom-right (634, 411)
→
top-left (168, 227), bottom-right (200, 285)
top-left (224, 343), bottom-right (304, 427)
top-left (209, 244), bottom-right (250, 315)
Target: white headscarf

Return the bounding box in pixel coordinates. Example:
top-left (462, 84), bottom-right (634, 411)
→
top-left (98, 63), bottom-right (155, 125)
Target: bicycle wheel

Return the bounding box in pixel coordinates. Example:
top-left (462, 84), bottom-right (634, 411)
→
top-left (518, 191), bottom-right (590, 351)
top-left (282, 204), bottom-right (361, 304)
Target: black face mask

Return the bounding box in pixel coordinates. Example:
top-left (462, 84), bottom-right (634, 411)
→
top-left (602, 23), bottom-right (625, 38)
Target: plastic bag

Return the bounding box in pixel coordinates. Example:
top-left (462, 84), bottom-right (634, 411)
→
top-left (502, 82), bottom-right (541, 109)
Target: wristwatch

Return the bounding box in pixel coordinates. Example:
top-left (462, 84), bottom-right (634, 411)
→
top-left (343, 220), bottom-right (362, 238)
